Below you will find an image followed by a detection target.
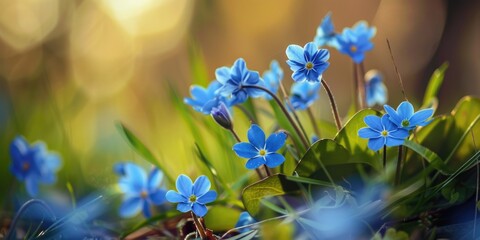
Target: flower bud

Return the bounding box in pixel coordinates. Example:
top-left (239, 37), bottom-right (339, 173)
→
top-left (211, 102), bottom-right (232, 130)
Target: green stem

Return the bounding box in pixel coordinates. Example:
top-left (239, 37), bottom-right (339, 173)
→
top-left (279, 82), bottom-right (310, 145)
top-left (307, 107), bottom-right (320, 138)
top-left (191, 211), bottom-right (207, 239)
top-left (383, 145), bottom-right (387, 170)
top-left (242, 85), bottom-right (309, 149)
top-left (352, 62), bottom-right (359, 111)
top-left (395, 146), bottom-right (403, 185)
top-left (320, 79), bottom-right (342, 130)
top-left (358, 62), bottom-right (367, 109)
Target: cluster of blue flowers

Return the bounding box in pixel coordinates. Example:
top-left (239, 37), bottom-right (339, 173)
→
top-left (358, 101), bottom-right (434, 151)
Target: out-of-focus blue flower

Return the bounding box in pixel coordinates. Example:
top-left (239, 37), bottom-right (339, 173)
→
top-left (365, 70), bottom-right (387, 107)
top-left (336, 21), bottom-right (376, 63)
top-left (290, 81), bottom-right (322, 110)
top-left (286, 42), bottom-right (330, 83)
top-left (215, 58), bottom-right (264, 105)
top-left (165, 174), bottom-right (217, 217)
top-left (235, 211), bottom-right (257, 233)
top-left (115, 163), bottom-right (167, 218)
top-left (358, 115), bottom-right (409, 151)
top-left (311, 135), bottom-right (319, 144)
top-left (211, 102), bottom-right (233, 130)
top-left (384, 101), bottom-right (434, 130)
top-left (314, 12), bottom-right (338, 48)
top-left (233, 124), bottom-right (287, 169)
top-left (262, 60), bottom-right (283, 100)
top-left (184, 81), bottom-right (229, 115)
top-left (10, 136), bottom-right (61, 197)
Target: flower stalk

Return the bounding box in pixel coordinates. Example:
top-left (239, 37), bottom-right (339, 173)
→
top-left (320, 78), bottom-right (342, 130)
top-left (191, 211), bottom-right (207, 239)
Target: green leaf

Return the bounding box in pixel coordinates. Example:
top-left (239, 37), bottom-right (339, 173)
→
top-left (402, 140), bottom-right (447, 174)
top-left (334, 109), bottom-right (383, 172)
top-left (204, 206), bottom-right (241, 231)
top-left (116, 122), bottom-right (174, 184)
top-left (422, 62), bottom-right (448, 108)
top-left (188, 41), bottom-right (209, 86)
top-left (242, 174), bottom-right (301, 218)
top-left (405, 96), bottom-right (480, 176)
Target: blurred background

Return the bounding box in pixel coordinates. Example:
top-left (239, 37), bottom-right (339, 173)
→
top-left (0, 0), bottom-right (479, 213)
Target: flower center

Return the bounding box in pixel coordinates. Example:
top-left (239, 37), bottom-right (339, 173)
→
top-left (189, 194), bottom-right (197, 202)
top-left (259, 149), bottom-right (267, 156)
top-left (401, 119), bottom-right (410, 127)
top-left (350, 45), bottom-right (357, 53)
top-left (140, 191), bottom-right (148, 199)
top-left (381, 130), bottom-right (388, 137)
top-left (22, 162), bottom-right (30, 171)
top-left (305, 62), bottom-right (314, 70)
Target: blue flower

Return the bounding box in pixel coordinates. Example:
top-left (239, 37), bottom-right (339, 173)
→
top-left (336, 21), bottom-right (376, 63)
top-left (311, 135), bottom-right (319, 144)
top-left (290, 81), bottom-right (322, 110)
top-left (215, 58), bottom-right (264, 105)
top-left (365, 70), bottom-right (387, 107)
top-left (115, 163), bottom-right (167, 218)
top-left (235, 211), bottom-right (257, 233)
top-left (314, 12), bottom-right (338, 48)
top-left (383, 101), bottom-right (434, 130)
top-left (10, 136), bottom-right (61, 197)
top-left (262, 60), bottom-right (283, 100)
top-left (233, 124), bottom-right (287, 169)
top-left (286, 42), bottom-right (330, 83)
top-left (165, 174), bottom-right (217, 217)
top-left (358, 115), bottom-right (409, 151)
top-left (184, 81), bottom-right (229, 115)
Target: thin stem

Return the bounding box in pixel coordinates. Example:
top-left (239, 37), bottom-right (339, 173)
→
top-left (229, 129), bottom-right (241, 142)
top-left (235, 105), bottom-right (256, 124)
top-left (320, 79), bottom-right (342, 130)
top-left (191, 211), bottom-right (207, 240)
top-left (386, 39), bottom-right (408, 101)
top-left (471, 130), bottom-right (479, 239)
top-left (352, 62), bottom-right (359, 111)
top-left (395, 146), bottom-right (403, 185)
top-left (6, 199), bottom-right (56, 239)
top-left (383, 145), bottom-right (387, 170)
top-left (358, 62), bottom-right (367, 109)
top-left (242, 85), bottom-right (309, 148)
top-left (263, 165), bottom-right (271, 177)
top-left (307, 107), bottom-right (320, 138)
top-left (280, 82), bottom-right (310, 149)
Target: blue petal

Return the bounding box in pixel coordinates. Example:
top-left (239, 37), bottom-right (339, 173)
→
top-left (386, 137), bottom-right (405, 147)
top-left (190, 85), bottom-right (209, 100)
top-left (265, 153), bottom-right (285, 168)
top-left (166, 190), bottom-right (187, 203)
top-left (215, 67), bottom-right (231, 84)
top-left (265, 132), bottom-right (287, 152)
top-left (368, 137), bottom-right (385, 151)
top-left (118, 163), bottom-right (147, 194)
top-left (10, 136), bottom-right (28, 162)
top-left (304, 42), bottom-right (318, 61)
top-left (364, 115), bottom-right (383, 131)
top-left (149, 189), bottom-right (167, 205)
top-left (382, 114), bottom-right (398, 131)
top-left (177, 202), bottom-right (192, 213)
top-left (119, 197), bottom-right (142, 218)
top-left (384, 104), bottom-right (402, 126)
top-left (193, 175), bottom-right (211, 196)
top-left (232, 58), bottom-right (247, 81)
top-left (245, 156), bottom-right (266, 169)
top-left (247, 124), bottom-right (266, 148)
top-left (197, 190), bottom-right (217, 204)
top-left (358, 128), bottom-right (380, 139)
top-left (148, 168), bottom-right (163, 191)
top-left (176, 174), bottom-right (193, 197)
top-left (286, 45), bottom-right (305, 64)
top-left (292, 69), bottom-right (306, 82)
top-left (397, 101), bottom-right (414, 119)
top-left (192, 203), bottom-right (208, 217)
top-left (409, 108), bottom-right (433, 126)
top-left (233, 143), bottom-right (259, 158)
top-left (142, 200), bottom-right (151, 218)
top-left (390, 128), bottom-right (410, 139)
top-left (25, 176), bottom-right (39, 197)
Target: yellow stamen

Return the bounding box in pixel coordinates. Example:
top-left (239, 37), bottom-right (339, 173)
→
top-left (381, 130), bottom-right (388, 137)
top-left (22, 162), bottom-right (30, 171)
top-left (189, 194), bottom-right (197, 202)
top-left (140, 191), bottom-right (148, 199)
top-left (350, 45), bottom-right (357, 52)
top-left (259, 149), bottom-right (266, 156)
top-left (305, 62), bottom-right (314, 70)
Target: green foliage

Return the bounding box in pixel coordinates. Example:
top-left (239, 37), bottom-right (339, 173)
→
top-left (371, 228), bottom-right (409, 240)
top-left (242, 174), bottom-right (301, 218)
top-left (422, 62), bottom-right (448, 108)
top-left (116, 122), bottom-right (175, 183)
